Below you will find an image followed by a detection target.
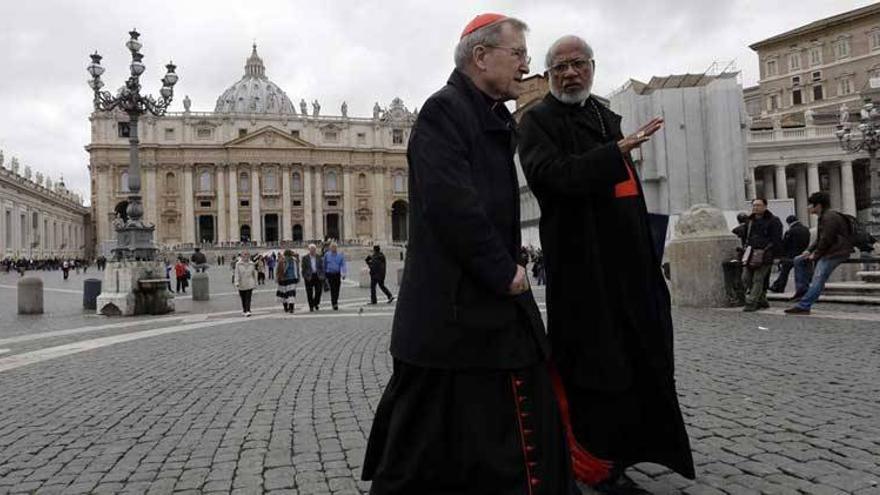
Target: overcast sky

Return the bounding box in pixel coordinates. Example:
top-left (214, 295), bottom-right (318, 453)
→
top-left (0, 0), bottom-right (874, 205)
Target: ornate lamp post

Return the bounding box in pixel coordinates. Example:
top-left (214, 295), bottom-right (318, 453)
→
top-left (87, 29), bottom-right (178, 260)
top-left (836, 97), bottom-right (880, 236)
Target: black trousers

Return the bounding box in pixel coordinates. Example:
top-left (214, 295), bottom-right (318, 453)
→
top-left (370, 276), bottom-right (393, 303)
top-left (327, 273), bottom-right (342, 307)
top-left (176, 277), bottom-right (187, 293)
top-left (771, 258), bottom-right (794, 292)
top-left (239, 289), bottom-right (253, 313)
top-left (305, 275), bottom-right (323, 309)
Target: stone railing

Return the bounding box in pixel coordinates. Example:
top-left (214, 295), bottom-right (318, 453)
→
top-left (748, 124), bottom-right (842, 143)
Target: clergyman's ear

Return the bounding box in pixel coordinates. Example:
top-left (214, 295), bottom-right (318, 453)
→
top-left (473, 45), bottom-right (490, 71)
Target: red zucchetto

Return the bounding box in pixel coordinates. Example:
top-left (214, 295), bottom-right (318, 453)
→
top-left (460, 13), bottom-right (508, 39)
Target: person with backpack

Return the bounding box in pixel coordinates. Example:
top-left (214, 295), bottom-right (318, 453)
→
top-left (785, 192), bottom-right (854, 315)
top-left (275, 250), bottom-right (300, 314)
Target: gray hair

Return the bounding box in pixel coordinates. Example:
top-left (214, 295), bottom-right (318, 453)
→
top-left (545, 35), bottom-right (594, 70)
top-left (454, 17), bottom-right (529, 70)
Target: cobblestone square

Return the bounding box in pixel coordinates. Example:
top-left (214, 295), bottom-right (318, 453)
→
top-left (0, 264), bottom-right (878, 494)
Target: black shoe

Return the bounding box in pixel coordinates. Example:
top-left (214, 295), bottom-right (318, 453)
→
top-left (368, 302), bottom-right (377, 305)
top-left (309, 307), bottom-right (315, 312)
top-left (789, 291), bottom-right (806, 301)
top-left (282, 303), bottom-right (289, 312)
top-left (333, 305), bottom-right (339, 311)
top-left (758, 301), bottom-right (770, 309)
top-left (387, 296), bottom-right (395, 304)
top-left (743, 305), bottom-right (758, 312)
top-left (784, 306), bottom-right (811, 315)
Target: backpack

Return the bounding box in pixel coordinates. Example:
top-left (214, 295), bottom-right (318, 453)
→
top-left (839, 213), bottom-right (877, 252)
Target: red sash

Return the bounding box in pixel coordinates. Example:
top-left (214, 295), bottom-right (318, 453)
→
top-left (614, 158), bottom-right (640, 199)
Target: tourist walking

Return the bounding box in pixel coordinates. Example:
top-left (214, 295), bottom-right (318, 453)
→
top-left (255, 255), bottom-right (267, 285)
top-left (519, 34), bottom-right (694, 489)
top-left (62, 260), bottom-right (70, 280)
top-left (785, 192), bottom-right (854, 315)
top-left (770, 215), bottom-right (811, 293)
top-left (275, 249), bottom-right (300, 313)
top-left (301, 243), bottom-right (325, 312)
top-left (362, 14), bottom-right (576, 494)
top-left (365, 245), bottom-right (394, 305)
top-left (741, 198), bottom-right (783, 312)
top-left (234, 251), bottom-right (258, 316)
top-left (323, 242), bottom-right (347, 310)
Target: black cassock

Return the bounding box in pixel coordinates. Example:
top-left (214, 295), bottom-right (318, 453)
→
top-left (519, 93), bottom-right (695, 480)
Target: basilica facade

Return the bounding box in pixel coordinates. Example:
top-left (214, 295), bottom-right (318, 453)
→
top-left (87, 46), bottom-right (414, 252)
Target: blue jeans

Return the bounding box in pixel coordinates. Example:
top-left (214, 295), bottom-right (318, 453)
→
top-left (793, 254), bottom-right (848, 309)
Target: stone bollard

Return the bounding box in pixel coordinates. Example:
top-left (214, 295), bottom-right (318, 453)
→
top-left (359, 267), bottom-right (371, 288)
top-left (192, 273), bottom-right (210, 301)
top-left (666, 204), bottom-right (742, 307)
top-left (83, 278), bottom-right (102, 310)
top-left (18, 277), bottom-right (44, 314)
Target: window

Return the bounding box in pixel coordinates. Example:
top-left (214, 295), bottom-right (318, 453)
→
top-left (328, 200), bottom-right (338, 207)
top-left (809, 46), bottom-right (822, 66)
top-left (393, 174), bottom-right (406, 193)
top-left (117, 122), bottom-right (131, 138)
top-left (165, 172), bottom-right (177, 192)
top-left (164, 128), bottom-right (176, 141)
top-left (813, 85), bottom-right (824, 101)
top-left (324, 131), bottom-right (338, 142)
top-left (120, 170), bottom-right (130, 193)
top-left (872, 30), bottom-right (880, 50)
top-left (196, 128), bottom-right (213, 139)
top-left (789, 53), bottom-right (800, 71)
top-left (290, 130), bottom-right (300, 138)
top-left (792, 76), bottom-right (801, 86)
top-left (325, 171), bottom-right (338, 191)
top-left (834, 38), bottom-right (850, 59)
top-left (357, 132), bottom-right (366, 144)
top-left (392, 129), bottom-right (404, 144)
top-left (199, 171), bottom-right (211, 191)
top-left (238, 129), bottom-right (248, 138)
top-left (292, 172), bottom-right (302, 192)
top-left (293, 200), bottom-right (302, 206)
top-left (768, 95), bottom-right (780, 111)
top-left (358, 173), bottom-right (367, 190)
top-left (838, 77), bottom-right (854, 96)
top-left (264, 169), bottom-right (277, 191)
top-left (766, 59), bottom-right (777, 77)
top-left (792, 89), bottom-right (803, 106)
top-left (240, 199), bottom-right (250, 207)
top-left (199, 201), bottom-right (212, 208)
top-left (811, 71), bottom-right (822, 82)
top-left (239, 172), bottom-right (249, 193)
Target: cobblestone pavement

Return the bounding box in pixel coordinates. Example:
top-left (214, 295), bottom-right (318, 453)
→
top-left (0, 266), bottom-right (878, 494)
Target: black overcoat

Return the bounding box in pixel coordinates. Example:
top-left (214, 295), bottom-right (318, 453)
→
top-left (519, 93), bottom-right (695, 478)
top-left (391, 69), bottom-right (547, 370)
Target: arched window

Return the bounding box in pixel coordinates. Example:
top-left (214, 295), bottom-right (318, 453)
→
top-left (120, 170), bottom-right (130, 192)
top-left (358, 173), bottom-right (367, 190)
top-left (264, 169), bottom-right (277, 191)
top-left (199, 171), bottom-right (212, 191)
top-left (292, 172), bottom-right (302, 192)
top-left (325, 171), bottom-right (338, 191)
top-left (239, 172), bottom-right (250, 193)
top-left (165, 172), bottom-right (177, 192)
top-left (393, 174), bottom-right (406, 193)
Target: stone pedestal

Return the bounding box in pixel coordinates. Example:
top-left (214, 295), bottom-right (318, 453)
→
top-left (96, 260), bottom-right (175, 316)
top-left (17, 277), bottom-right (43, 315)
top-left (667, 204), bottom-right (742, 307)
top-left (192, 273), bottom-right (210, 301)
top-left (359, 267), bottom-right (371, 288)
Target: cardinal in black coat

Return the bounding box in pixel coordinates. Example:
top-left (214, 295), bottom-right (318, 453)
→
top-left (518, 36), bottom-right (695, 486)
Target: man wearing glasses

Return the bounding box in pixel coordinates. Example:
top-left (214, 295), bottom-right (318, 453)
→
top-left (362, 14), bottom-right (578, 495)
top-left (518, 35), bottom-right (695, 493)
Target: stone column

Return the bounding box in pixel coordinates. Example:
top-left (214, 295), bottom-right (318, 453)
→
top-left (314, 166), bottom-right (324, 240)
top-left (373, 167), bottom-right (387, 242)
top-left (228, 163), bottom-right (239, 242)
top-left (343, 169), bottom-right (354, 242)
top-left (829, 164), bottom-right (842, 211)
top-left (840, 161), bottom-right (857, 215)
top-left (281, 164), bottom-right (292, 241)
top-left (774, 164), bottom-right (788, 200)
top-left (795, 166), bottom-right (809, 223)
top-left (762, 167), bottom-right (775, 199)
top-left (0, 203), bottom-right (6, 257)
top-left (746, 167), bottom-right (757, 201)
top-left (807, 163), bottom-right (820, 227)
top-left (96, 166), bottom-right (111, 245)
top-left (250, 164), bottom-right (262, 244)
top-left (144, 164), bottom-right (158, 228)
top-left (216, 164), bottom-right (227, 243)
top-left (303, 166), bottom-right (314, 240)
top-left (183, 164), bottom-right (196, 244)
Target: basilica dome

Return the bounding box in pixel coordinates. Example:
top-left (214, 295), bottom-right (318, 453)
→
top-left (214, 45), bottom-right (296, 115)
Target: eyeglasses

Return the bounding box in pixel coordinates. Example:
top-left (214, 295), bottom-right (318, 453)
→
top-left (549, 58), bottom-right (593, 76)
top-left (484, 45), bottom-right (531, 65)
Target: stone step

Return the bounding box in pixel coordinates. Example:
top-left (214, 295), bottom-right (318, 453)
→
top-left (857, 271), bottom-right (880, 283)
top-left (823, 282), bottom-right (880, 296)
top-left (767, 292), bottom-right (880, 305)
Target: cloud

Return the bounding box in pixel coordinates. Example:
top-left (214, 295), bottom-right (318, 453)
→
top-left (0, 0), bottom-right (875, 205)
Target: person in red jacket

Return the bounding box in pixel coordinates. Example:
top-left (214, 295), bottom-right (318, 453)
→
top-left (174, 258), bottom-right (189, 294)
